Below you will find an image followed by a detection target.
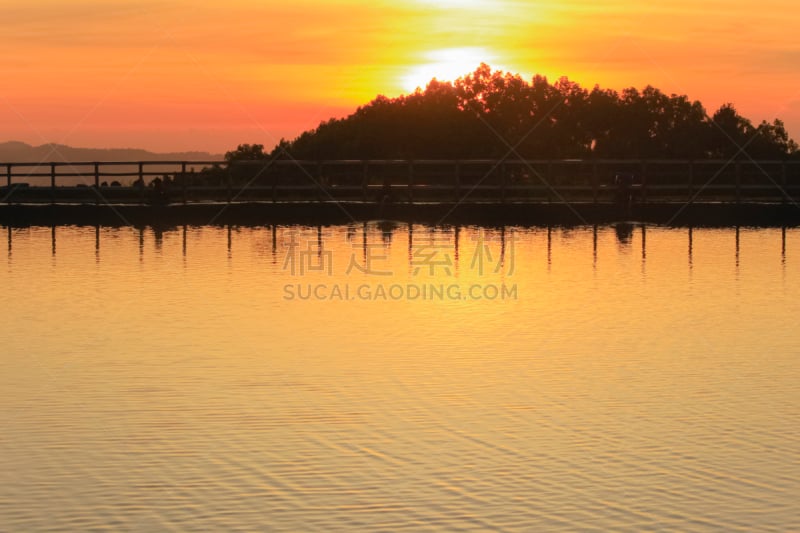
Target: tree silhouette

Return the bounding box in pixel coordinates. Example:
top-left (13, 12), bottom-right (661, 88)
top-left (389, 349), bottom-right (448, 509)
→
top-left (237, 64), bottom-right (796, 163)
top-left (225, 143), bottom-right (267, 161)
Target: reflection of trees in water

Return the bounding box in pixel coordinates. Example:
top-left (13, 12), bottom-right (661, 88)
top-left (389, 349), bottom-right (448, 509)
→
top-left (376, 220), bottom-right (400, 244)
top-left (344, 221), bottom-right (400, 245)
top-left (615, 223), bottom-right (635, 245)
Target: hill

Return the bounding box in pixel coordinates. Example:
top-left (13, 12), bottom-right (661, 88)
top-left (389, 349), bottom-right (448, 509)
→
top-left (0, 141), bottom-right (222, 163)
top-left (260, 64), bottom-right (798, 162)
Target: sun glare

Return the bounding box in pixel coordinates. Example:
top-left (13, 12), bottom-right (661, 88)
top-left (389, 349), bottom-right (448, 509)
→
top-left (415, 0), bottom-right (492, 7)
top-left (401, 47), bottom-right (499, 93)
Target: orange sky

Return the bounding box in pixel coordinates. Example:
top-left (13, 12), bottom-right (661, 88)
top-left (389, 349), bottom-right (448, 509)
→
top-left (1, 0), bottom-right (799, 153)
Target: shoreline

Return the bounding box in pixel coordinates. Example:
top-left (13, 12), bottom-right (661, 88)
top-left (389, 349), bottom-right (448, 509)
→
top-left (1, 201), bottom-right (800, 228)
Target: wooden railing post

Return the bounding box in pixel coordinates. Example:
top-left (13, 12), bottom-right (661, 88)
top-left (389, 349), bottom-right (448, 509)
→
top-left (592, 162), bottom-right (598, 204)
top-left (94, 163), bottom-right (100, 205)
top-left (226, 164), bottom-right (233, 204)
top-left (138, 162), bottom-right (145, 203)
top-left (454, 161), bottom-right (461, 200)
top-left (640, 160), bottom-right (648, 203)
top-left (50, 163), bottom-right (56, 204)
top-left (316, 161), bottom-right (323, 202)
top-left (408, 160), bottom-right (414, 204)
top-left (688, 160), bottom-right (694, 202)
top-left (272, 163), bottom-right (278, 203)
top-left (735, 162), bottom-right (741, 204)
top-left (190, 168), bottom-right (196, 203)
top-left (781, 161), bottom-right (788, 204)
top-left (501, 163), bottom-right (507, 203)
top-left (362, 161), bottom-right (368, 202)
top-left (546, 161), bottom-right (553, 203)
top-left (181, 162), bottom-right (187, 205)
top-left (5, 164), bottom-right (11, 203)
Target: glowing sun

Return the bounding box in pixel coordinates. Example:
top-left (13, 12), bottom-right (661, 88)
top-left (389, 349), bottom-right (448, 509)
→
top-left (401, 47), bottom-right (499, 93)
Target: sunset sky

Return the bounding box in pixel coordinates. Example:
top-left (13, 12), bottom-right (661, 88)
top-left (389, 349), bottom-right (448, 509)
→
top-left (1, 0), bottom-right (798, 153)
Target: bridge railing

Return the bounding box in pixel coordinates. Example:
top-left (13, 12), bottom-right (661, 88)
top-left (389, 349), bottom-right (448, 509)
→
top-left (1, 159), bottom-right (799, 204)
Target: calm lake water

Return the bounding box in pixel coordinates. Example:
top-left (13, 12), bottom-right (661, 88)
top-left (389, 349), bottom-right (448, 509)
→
top-left (1, 223), bottom-right (799, 531)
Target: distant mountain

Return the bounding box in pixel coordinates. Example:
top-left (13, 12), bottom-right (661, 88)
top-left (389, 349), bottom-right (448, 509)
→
top-left (0, 141), bottom-right (223, 163)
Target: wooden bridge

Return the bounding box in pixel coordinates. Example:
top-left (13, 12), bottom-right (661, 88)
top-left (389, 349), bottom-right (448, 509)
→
top-left (2, 159), bottom-right (800, 205)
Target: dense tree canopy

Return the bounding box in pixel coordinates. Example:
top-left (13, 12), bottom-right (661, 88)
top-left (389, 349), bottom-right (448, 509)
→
top-left (225, 143), bottom-right (268, 161)
top-left (259, 64), bottom-right (797, 161)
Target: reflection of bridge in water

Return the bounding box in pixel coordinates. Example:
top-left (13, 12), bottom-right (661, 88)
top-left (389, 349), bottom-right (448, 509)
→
top-left (7, 224), bottom-right (791, 272)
